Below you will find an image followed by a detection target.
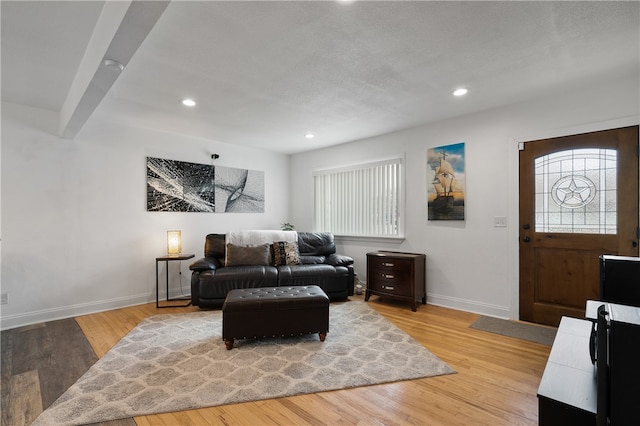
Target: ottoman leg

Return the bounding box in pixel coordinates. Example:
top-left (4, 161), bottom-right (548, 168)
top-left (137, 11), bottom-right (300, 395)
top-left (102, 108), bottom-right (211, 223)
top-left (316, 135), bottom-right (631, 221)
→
top-left (224, 339), bottom-right (234, 350)
top-left (319, 332), bottom-right (327, 342)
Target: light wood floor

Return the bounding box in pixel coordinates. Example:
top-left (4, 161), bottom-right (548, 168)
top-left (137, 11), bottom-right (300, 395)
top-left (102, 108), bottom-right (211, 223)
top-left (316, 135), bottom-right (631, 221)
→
top-left (68, 295), bottom-right (551, 426)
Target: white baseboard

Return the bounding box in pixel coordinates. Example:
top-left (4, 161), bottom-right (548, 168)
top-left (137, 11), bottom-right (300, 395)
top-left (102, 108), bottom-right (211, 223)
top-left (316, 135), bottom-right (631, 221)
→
top-left (1, 293), bottom-right (156, 331)
top-left (359, 281), bottom-right (512, 319)
top-left (426, 293), bottom-right (512, 320)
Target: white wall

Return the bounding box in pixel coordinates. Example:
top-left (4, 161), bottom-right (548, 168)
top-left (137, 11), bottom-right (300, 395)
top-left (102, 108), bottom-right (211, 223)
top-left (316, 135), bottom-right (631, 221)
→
top-left (2, 73), bottom-right (637, 330)
top-left (1, 102), bottom-right (291, 329)
top-left (290, 73), bottom-right (640, 319)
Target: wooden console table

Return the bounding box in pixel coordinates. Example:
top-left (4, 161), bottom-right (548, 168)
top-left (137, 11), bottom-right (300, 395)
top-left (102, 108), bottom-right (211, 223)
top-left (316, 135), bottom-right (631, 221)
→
top-left (365, 251), bottom-right (426, 311)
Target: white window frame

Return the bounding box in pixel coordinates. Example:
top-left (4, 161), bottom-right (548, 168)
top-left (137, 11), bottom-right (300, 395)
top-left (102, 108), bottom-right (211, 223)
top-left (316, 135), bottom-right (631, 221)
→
top-left (313, 156), bottom-right (404, 239)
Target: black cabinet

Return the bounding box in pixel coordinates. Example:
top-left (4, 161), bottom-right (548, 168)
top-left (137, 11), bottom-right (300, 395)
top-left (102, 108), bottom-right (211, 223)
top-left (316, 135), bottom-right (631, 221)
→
top-left (587, 301), bottom-right (640, 426)
top-left (600, 255), bottom-right (640, 307)
top-left (540, 301), bottom-right (640, 426)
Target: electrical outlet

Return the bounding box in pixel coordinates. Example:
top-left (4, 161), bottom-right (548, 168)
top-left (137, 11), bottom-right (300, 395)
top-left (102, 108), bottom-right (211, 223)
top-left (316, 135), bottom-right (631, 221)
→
top-left (1, 293), bottom-right (7, 305)
top-left (494, 216), bottom-right (507, 228)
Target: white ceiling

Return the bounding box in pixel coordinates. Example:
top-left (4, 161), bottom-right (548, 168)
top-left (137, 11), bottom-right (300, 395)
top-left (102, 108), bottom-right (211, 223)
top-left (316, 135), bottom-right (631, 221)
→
top-left (2, 1), bottom-right (639, 154)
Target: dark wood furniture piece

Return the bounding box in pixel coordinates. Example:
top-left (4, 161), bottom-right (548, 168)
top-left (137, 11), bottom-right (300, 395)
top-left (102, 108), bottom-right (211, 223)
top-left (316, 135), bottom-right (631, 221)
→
top-left (537, 316), bottom-right (596, 426)
top-left (365, 251), bottom-right (426, 311)
top-left (221, 286), bottom-right (329, 350)
top-left (155, 254), bottom-right (194, 308)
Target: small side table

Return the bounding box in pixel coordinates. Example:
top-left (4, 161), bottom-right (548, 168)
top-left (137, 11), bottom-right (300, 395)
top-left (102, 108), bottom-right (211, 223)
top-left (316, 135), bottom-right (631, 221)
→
top-left (156, 254), bottom-right (195, 308)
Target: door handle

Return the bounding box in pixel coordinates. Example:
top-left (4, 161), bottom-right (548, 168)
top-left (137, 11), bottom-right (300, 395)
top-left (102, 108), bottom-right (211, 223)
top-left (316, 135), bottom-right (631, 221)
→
top-left (522, 236), bottom-right (531, 243)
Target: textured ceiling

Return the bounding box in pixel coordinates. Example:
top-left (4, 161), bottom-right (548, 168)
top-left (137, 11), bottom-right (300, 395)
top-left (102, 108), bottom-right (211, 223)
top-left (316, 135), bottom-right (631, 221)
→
top-left (2, 1), bottom-right (639, 154)
top-left (1, 1), bottom-right (105, 110)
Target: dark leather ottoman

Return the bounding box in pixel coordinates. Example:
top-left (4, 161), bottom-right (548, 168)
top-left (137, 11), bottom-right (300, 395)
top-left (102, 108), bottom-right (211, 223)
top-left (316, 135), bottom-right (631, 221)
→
top-left (222, 286), bottom-right (329, 350)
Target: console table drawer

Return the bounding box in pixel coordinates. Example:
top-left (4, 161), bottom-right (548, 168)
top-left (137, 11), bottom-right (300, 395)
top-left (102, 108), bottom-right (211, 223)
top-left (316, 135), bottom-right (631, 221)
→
top-left (369, 257), bottom-right (413, 271)
top-left (368, 276), bottom-right (412, 297)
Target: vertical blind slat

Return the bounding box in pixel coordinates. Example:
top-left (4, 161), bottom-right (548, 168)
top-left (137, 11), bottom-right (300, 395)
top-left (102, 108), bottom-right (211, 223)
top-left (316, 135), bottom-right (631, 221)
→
top-left (313, 158), bottom-right (401, 236)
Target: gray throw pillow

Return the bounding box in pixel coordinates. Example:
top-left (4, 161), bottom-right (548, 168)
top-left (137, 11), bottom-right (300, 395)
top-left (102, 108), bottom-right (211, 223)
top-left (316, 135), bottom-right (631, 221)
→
top-left (225, 243), bottom-right (271, 267)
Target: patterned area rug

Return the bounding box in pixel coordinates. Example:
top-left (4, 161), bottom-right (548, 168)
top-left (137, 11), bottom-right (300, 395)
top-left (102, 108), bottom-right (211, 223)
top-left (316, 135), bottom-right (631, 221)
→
top-left (33, 301), bottom-right (454, 425)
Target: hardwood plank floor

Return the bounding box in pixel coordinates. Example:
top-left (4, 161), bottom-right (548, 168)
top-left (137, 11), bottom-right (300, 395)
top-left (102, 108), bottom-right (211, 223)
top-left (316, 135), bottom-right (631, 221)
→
top-left (1, 318), bottom-right (101, 426)
top-left (69, 295), bottom-right (550, 426)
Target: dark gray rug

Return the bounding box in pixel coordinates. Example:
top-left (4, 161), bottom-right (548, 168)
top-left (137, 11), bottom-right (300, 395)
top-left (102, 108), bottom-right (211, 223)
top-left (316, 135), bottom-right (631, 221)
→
top-left (1, 318), bottom-right (136, 426)
top-left (470, 316), bottom-right (557, 346)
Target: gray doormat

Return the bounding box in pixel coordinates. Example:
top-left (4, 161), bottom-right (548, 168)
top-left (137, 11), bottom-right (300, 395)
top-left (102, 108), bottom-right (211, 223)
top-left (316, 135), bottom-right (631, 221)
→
top-left (470, 316), bottom-right (557, 346)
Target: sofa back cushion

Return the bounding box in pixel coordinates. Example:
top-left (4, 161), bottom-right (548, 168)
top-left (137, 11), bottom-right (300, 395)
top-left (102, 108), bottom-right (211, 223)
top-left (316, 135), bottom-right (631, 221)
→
top-left (204, 234), bottom-right (226, 259)
top-left (297, 232), bottom-right (336, 256)
top-left (205, 231), bottom-right (338, 265)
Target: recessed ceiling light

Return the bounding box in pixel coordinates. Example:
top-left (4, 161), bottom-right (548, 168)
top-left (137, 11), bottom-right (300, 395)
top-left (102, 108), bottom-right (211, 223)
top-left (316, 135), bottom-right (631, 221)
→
top-left (453, 88), bottom-right (468, 97)
top-left (180, 98), bottom-right (197, 107)
top-left (305, 133), bottom-right (315, 139)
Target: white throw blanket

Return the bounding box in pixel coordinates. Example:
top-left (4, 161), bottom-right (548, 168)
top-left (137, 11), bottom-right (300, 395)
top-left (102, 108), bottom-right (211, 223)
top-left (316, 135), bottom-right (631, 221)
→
top-left (226, 230), bottom-right (297, 246)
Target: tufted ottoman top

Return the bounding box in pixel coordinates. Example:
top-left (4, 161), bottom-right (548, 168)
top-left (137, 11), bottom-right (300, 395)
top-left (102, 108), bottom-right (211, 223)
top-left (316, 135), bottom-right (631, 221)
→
top-left (223, 286), bottom-right (329, 312)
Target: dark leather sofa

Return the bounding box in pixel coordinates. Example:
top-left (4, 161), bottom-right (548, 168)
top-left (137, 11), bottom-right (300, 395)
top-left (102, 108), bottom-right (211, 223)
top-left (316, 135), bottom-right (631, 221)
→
top-left (190, 232), bottom-right (354, 308)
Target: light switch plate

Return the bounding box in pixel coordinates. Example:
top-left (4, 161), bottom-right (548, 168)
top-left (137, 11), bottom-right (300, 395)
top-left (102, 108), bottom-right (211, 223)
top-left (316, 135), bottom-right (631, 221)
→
top-left (494, 216), bottom-right (507, 227)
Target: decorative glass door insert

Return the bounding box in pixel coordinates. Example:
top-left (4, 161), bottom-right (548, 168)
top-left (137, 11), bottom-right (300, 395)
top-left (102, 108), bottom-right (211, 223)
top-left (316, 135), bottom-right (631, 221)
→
top-left (534, 148), bottom-right (617, 234)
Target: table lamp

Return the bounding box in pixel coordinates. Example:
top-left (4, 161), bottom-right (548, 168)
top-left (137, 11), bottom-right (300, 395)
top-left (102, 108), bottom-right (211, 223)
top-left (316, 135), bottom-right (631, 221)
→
top-left (167, 230), bottom-right (182, 256)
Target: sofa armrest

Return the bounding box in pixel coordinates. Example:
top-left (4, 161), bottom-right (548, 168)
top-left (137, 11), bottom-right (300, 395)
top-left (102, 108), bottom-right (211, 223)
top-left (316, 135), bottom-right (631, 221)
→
top-left (326, 254), bottom-right (354, 267)
top-left (189, 257), bottom-right (221, 271)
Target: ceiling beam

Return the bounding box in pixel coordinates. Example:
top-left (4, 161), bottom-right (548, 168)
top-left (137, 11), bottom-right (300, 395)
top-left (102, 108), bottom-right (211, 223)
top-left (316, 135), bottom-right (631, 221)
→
top-left (59, 0), bottom-right (170, 139)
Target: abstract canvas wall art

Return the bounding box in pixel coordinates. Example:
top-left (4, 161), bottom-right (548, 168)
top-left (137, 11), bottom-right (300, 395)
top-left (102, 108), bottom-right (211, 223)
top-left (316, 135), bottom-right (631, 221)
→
top-left (427, 142), bottom-right (465, 220)
top-left (146, 157), bottom-right (264, 213)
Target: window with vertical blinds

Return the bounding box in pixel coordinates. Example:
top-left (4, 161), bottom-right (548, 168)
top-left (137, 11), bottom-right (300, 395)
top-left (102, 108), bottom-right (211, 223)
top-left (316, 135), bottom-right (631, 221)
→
top-left (313, 157), bottom-right (403, 237)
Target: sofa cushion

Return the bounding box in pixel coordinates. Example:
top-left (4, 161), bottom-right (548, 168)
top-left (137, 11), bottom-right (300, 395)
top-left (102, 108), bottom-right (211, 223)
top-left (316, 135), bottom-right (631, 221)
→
top-left (297, 232), bottom-right (336, 256)
top-left (272, 241), bottom-right (301, 266)
top-left (276, 264), bottom-right (352, 297)
top-left (300, 255), bottom-right (326, 264)
top-left (196, 266), bottom-right (279, 301)
top-left (225, 243), bottom-right (271, 266)
top-left (204, 233), bottom-right (226, 259)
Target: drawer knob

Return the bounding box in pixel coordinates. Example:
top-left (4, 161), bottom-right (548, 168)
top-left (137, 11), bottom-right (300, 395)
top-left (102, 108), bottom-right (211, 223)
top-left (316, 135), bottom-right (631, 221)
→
top-left (382, 273), bottom-right (395, 279)
top-left (382, 285), bottom-right (395, 291)
top-left (382, 262), bottom-right (395, 267)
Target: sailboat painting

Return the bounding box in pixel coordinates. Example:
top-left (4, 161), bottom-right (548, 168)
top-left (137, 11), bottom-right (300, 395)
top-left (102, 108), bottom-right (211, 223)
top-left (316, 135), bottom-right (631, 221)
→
top-left (427, 142), bottom-right (465, 220)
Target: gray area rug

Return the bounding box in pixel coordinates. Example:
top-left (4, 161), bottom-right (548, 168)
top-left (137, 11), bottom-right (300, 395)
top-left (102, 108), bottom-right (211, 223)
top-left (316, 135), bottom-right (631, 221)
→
top-left (470, 316), bottom-right (557, 346)
top-left (33, 301), bottom-right (454, 425)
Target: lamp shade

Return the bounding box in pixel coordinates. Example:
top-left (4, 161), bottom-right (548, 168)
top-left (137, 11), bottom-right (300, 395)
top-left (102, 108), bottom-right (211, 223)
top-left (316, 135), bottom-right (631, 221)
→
top-left (167, 230), bottom-right (182, 255)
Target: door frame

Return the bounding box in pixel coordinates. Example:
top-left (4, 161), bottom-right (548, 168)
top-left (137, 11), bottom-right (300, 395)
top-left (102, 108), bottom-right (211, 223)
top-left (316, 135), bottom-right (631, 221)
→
top-left (509, 117), bottom-right (640, 320)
